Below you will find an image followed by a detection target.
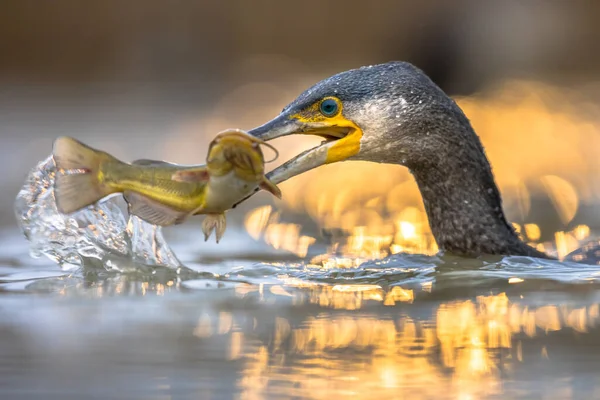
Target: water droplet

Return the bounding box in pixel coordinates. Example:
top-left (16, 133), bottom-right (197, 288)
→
top-left (15, 156), bottom-right (182, 269)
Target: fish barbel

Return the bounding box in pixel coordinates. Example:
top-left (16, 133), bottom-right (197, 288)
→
top-left (52, 129), bottom-right (281, 242)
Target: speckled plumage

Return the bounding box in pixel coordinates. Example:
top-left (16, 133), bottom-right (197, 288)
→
top-left (279, 62), bottom-right (549, 258)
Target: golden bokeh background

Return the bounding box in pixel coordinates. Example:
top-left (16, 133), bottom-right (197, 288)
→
top-left (3, 3), bottom-right (600, 397)
top-left (1, 1), bottom-right (599, 260)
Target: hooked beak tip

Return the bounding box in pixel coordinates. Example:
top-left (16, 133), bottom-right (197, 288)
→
top-left (248, 115), bottom-right (302, 141)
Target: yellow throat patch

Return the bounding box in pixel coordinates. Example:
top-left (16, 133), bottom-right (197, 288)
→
top-left (290, 97), bottom-right (363, 164)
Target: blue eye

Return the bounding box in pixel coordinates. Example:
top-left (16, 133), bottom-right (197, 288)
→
top-left (320, 98), bottom-right (339, 116)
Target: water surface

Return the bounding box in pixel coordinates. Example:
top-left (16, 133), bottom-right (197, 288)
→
top-left (2, 224), bottom-right (600, 400)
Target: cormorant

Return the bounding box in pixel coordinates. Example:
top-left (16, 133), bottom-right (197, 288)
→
top-left (245, 61), bottom-right (550, 259)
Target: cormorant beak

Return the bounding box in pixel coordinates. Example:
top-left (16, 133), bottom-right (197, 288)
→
top-left (248, 114), bottom-right (305, 141)
top-left (248, 113), bottom-right (360, 185)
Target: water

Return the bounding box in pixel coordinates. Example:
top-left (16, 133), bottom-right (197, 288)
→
top-left (14, 156), bottom-right (182, 271)
top-left (2, 157), bottom-right (600, 399)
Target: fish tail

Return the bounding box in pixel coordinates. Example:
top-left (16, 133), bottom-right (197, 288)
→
top-left (52, 136), bottom-right (118, 214)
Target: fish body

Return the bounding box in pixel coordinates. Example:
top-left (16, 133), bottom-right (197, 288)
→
top-left (52, 129), bottom-right (281, 242)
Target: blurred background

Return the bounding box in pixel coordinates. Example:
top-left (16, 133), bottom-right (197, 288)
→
top-left (3, 3), bottom-right (600, 399)
top-left (2, 0), bottom-right (600, 260)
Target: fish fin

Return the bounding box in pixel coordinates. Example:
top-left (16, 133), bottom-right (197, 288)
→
top-left (259, 178), bottom-right (282, 199)
top-left (53, 136), bottom-right (103, 171)
top-left (171, 168), bottom-right (210, 183)
top-left (124, 191), bottom-right (189, 226)
top-left (201, 213), bottom-right (227, 243)
top-left (54, 174), bottom-right (113, 214)
top-left (52, 136), bottom-right (114, 214)
top-left (132, 159), bottom-right (179, 167)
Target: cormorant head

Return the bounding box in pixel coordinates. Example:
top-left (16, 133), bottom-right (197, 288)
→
top-left (245, 62), bottom-right (543, 258)
top-left (249, 61), bottom-right (466, 183)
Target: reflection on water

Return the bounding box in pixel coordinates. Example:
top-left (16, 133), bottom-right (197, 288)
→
top-left (235, 293), bottom-right (600, 399)
top-left (6, 142), bottom-right (600, 398)
top-left (2, 229), bottom-right (600, 399)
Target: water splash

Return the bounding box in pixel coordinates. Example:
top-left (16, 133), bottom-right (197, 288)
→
top-left (14, 156), bottom-right (181, 270)
top-left (12, 156), bottom-right (600, 293)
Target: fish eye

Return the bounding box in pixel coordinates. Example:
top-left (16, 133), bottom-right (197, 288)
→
top-left (319, 98), bottom-right (339, 117)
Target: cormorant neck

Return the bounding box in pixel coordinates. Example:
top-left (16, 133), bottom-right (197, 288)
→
top-left (404, 108), bottom-right (548, 258)
top-left (412, 157), bottom-right (519, 257)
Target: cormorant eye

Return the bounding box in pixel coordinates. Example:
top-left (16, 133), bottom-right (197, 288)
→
top-left (320, 98), bottom-right (339, 117)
